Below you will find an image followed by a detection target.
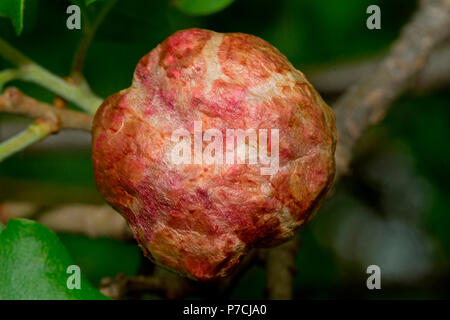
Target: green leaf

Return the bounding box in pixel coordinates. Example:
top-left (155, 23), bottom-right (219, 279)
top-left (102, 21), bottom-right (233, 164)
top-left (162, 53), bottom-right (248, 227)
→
top-left (70, 0), bottom-right (98, 8)
top-left (0, 219), bottom-right (109, 300)
top-left (0, 0), bottom-right (25, 35)
top-left (174, 0), bottom-right (235, 16)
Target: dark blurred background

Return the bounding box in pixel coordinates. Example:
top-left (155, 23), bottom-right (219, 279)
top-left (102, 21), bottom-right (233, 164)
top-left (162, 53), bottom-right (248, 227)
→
top-left (1, 0), bottom-right (449, 299)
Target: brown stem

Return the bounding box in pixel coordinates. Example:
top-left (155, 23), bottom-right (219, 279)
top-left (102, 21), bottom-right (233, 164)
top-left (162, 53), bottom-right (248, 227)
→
top-left (99, 251), bottom-right (262, 300)
top-left (334, 0), bottom-right (450, 176)
top-left (263, 0), bottom-right (450, 300)
top-left (264, 235), bottom-right (301, 299)
top-left (308, 43), bottom-right (450, 95)
top-left (0, 87), bottom-right (93, 131)
top-left (100, 269), bottom-right (195, 300)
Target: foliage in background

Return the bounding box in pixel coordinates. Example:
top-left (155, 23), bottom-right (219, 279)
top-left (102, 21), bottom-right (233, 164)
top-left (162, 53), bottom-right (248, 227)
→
top-left (0, 0), bottom-right (24, 35)
top-left (0, 0), bottom-right (448, 299)
top-left (174, 0), bottom-right (235, 16)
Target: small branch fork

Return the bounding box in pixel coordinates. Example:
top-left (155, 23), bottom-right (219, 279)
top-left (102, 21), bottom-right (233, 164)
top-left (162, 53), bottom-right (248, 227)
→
top-left (0, 0), bottom-right (449, 300)
top-left (0, 88), bottom-right (93, 161)
top-left (0, 39), bottom-right (102, 114)
top-left (0, 88), bottom-right (93, 131)
top-left (0, 120), bottom-right (54, 162)
top-left (0, 1), bottom-right (118, 161)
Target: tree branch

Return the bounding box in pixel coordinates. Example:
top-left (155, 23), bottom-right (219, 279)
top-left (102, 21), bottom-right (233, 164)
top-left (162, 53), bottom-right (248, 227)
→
top-left (263, 0), bottom-right (450, 300)
top-left (99, 250), bottom-right (263, 299)
top-left (0, 38), bottom-right (102, 114)
top-left (0, 87), bottom-right (93, 161)
top-left (0, 120), bottom-right (55, 162)
top-left (0, 87), bottom-right (93, 131)
top-left (100, 269), bottom-right (195, 300)
top-left (264, 235), bottom-right (301, 299)
top-left (0, 69), bottom-right (19, 91)
top-left (334, 0), bottom-right (450, 176)
top-left (308, 43), bottom-right (450, 95)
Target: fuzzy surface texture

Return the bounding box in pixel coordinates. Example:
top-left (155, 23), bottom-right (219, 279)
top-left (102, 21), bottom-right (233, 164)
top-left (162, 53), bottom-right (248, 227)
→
top-left (92, 28), bottom-right (336, 280)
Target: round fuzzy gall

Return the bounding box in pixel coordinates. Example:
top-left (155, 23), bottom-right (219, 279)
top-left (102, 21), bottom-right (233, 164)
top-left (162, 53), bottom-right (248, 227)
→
top-left (92, 28), bottom-right (336, 281)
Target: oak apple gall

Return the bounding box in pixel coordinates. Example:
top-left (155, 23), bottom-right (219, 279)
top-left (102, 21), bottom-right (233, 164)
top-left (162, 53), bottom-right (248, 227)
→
top-left (92, 29), bottom-right (336, 280)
